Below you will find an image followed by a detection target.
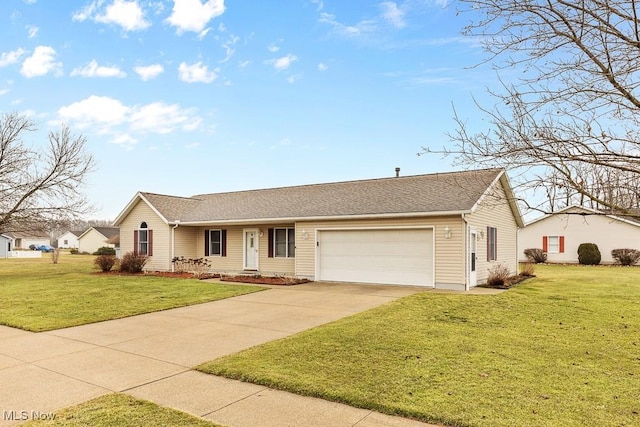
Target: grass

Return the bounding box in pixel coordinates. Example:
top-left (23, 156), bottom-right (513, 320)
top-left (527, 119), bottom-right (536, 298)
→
top-left (25, 393), bottom-right (220, 426)
top-left (198, 264), bottom-right (640, 427)
top-left (0, 254), bottom-right (263, 331)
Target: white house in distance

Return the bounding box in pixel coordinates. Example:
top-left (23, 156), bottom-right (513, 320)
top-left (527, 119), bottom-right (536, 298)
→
top-left (78, 227), bottom-right (119, 254)
top-left (113, 169), bottom-right (524, 291)
top-left (11, 232), bottom-right (50, 249)
top-left (0, 234), bottom-right (13, 258)
top-left (518, 205), bottom-right (640, 264)
top-left (57, 230), bottom-right (83, 249)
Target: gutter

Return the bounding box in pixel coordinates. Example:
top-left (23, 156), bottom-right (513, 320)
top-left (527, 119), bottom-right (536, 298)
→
top-left (171, 220), bottom-right (180, 272)
top-left (462, 213), bottom-right (469, 291)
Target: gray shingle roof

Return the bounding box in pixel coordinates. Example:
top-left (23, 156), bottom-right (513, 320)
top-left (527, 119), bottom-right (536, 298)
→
top-left (92, 227), bottom-right (119, 239)
top-left (139, 169), bottom-right (505, 223)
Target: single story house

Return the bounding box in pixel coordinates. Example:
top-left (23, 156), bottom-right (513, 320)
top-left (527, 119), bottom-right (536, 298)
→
top-left (57, 230), bottom-right (84, 249)
top-left (113, 169), bottom-right (524, 290)
top-left (0, 233), bottom-right (14, 258)
top-left (78, 227), bottom-right (119, 254)
top-left (11, 233), bottom-right (50, 249)
top-left (518, 205), bottom-right (640, 264)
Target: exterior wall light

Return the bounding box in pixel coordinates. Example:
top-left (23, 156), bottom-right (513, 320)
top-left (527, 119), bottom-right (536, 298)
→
top-left (302, 230), bottom-right (309, 240)
top-left (444, 226), bottom-right (452, 239)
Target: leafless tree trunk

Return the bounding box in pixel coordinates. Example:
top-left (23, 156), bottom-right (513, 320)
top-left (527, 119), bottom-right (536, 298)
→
top-left (424, 0), bottom-right (640, 217)
top-left (0, 112), bottom-right (95, 233)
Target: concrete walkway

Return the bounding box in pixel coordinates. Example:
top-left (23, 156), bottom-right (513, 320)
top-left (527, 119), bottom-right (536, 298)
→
top-left (0, 282), bottom-right (446, 427)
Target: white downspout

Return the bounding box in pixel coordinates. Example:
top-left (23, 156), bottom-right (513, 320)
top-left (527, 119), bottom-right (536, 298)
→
top-left (171, 220), bottom-right (180, 272)
top-left (462, 213), bottom-right (469, 291)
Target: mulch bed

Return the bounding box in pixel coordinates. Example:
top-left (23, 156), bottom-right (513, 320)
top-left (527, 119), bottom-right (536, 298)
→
top-left (220, 275), bottom-right (311, 286)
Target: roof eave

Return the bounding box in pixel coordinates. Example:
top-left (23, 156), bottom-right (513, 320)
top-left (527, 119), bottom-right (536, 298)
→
top-left (171, 210), bottom-right (473, 226)
top-left (113, 192), bottom-right (170, 226)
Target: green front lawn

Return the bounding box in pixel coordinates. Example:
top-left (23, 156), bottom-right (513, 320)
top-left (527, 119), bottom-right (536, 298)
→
top-left (25, 394), bottom-right (219, 426)
top-left (0, 254), bottom-right (263, 331)
top-left (198, 264), bottom-right (640, 427)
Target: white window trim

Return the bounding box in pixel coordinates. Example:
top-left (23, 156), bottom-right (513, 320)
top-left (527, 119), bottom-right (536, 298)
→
top-left (547, 235), bottom-right (560, 254)
top-left (208, 229), bottom-right (222, 257)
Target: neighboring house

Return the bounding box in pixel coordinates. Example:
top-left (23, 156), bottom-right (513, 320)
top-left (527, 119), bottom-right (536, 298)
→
top-left (114, 169), bottom-right (523, 290)
top-left (11, 233), bottom-right (50, 249)
top-left (57, 230), bottom-right (83, 249)
top-left (78, 227), bottom-right (119, 254)
top-left (0, 234), bottom-right (14, 258)
top-left (518, 205), bottom-right (640, 264)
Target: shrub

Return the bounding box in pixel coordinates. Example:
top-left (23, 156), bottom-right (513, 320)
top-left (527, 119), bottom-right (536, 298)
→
top-left (520, 262), bottom-right (536, 276)
top-left (487, 263), bottom-right (511, 287)
top-left (93, 246), bottom-right (116, 256)
top-left (69, 248), bottom-right (79, 255)
top-left (120, 252), bottom-right (148, 273)
top-left (94, 255), bottom-right (117, 272)
top-left (524, 248), bottom-right (547, 263)
top-left (611, 248), bottom-right (640, 266)
top-left (578, 243), bottom-right (601, 265)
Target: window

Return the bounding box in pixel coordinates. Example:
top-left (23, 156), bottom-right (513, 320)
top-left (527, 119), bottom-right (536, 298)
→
top-left (487, 226), bottom-right (497, 261)
top-left (274, 228), bottom-right (295, 258)
top-left (204, 229), bottom-right (226, 257)
top-left (134, 222), bottom-right (152, 256)
top-left (209, 229), bottom-right (222, 256)
top-left (543, 236), bottom-right (564, 253)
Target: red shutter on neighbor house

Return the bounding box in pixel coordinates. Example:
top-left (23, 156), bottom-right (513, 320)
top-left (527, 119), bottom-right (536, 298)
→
top-left (148, 230), bottom-right (153, 256)
top-left (268, 228), bottom-right (274, 258)
top-left (133, 230), bottom-right (139, 256)
top-left (559, 236), bottom-right (565, 253)
top-left (222, 230), bottom-right (227, 257)
top-left (204, 230), bottom-right (210, 256)
top-left (542, 236), bottom-right (548, 252)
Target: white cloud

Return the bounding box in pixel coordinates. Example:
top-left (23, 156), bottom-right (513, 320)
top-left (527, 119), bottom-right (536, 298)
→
top-left (0, 89), bottom-right (9, 96)
top-left (310, 0), bottom-right (323, 11)
top-left (267, 43), bottom-right (280, 53)
top-left (238, 60), bottom-right (251, 68)
top-left (319, 12), bottom-right (377, 37)
top-left (178, 61), bottom-right (218, 83)
top-left (219, 34), bottom-right (239, 63)
top-left (71, 60), bottom-right (126, 78)
top-left (21, 46), bottom-right (62, 77)
top-left (287, 74), bottom-right (302, 84)
top-left (381, 2), bottom-right (406, 28)
top-left (56, 95), bottom-right (203, 143)
top-left (318, 62), bottom-right (328, 71)
top-left (0, 48), bottom-right (26, 67)
top-left (96, 0), bottom-right (150, 31)
top-left (268, 54), bottom-right (298, 71)
top-left (74, 0), bottom-right (150, 31)
top-left (26, 25), bottom-right (39, 38)
top-left (134, 63), bottom-right (164, 81)
top-left (57, 95), bottom-right (130, 130)
top-left (166, 0), bottom-right (225, 34)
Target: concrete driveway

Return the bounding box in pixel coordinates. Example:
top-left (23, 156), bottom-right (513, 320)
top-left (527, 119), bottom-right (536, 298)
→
top-left (0, 281), bottom-right (439, 427)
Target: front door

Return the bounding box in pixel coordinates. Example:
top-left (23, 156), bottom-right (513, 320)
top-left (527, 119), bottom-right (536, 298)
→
top-left (244, 229), bottom-right (258, 270)
top-left (470, 230), bottom-right (477, 287)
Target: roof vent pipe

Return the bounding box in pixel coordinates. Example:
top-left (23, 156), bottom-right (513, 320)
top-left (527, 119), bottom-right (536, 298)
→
top-left (395, 167), bottom-right (400, 177)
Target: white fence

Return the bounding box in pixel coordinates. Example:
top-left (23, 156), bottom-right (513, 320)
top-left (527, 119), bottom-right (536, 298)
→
top-left (9, 251), bottom-right (42, 258)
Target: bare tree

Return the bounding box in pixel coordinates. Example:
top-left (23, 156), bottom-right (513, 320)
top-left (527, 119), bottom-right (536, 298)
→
top-left (0, 112), bottom-right (95, 233)
top-left (424, 0), bottom-right (640, 216)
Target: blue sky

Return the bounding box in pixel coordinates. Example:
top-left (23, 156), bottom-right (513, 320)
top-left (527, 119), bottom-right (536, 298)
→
top-left (0, 0), bottom-right (496, 220)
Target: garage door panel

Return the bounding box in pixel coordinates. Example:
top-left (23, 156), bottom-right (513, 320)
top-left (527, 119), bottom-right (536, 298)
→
top-left (318, 229), bottom-right (433, 287)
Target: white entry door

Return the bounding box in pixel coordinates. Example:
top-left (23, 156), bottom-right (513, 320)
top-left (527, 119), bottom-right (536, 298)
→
top-left (470, 230), bottom-right (477, 287)
top-left (244, 229), bottom-right (259, 270)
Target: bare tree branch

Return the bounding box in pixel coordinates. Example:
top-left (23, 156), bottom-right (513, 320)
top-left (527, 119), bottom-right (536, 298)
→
top-left (0, 112), bottom-right (95, 233)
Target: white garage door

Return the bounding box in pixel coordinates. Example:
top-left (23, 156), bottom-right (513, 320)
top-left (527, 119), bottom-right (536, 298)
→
top-left (317, 229), bottom-right (434, 286)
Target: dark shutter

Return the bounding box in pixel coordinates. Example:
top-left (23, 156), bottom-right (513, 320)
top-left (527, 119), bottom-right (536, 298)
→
top-left (494, 228), bottom-right (497, 260)
top-left (268, 228), bottom-right (274, 258)
top-left (133, 230), bottom-right (139, 256)
top-left (542, 236), bottom-right (548, 252)
top-left (559, 236), bottom-right (565, 253)
top-left (148, 230), bottom-right (153, 256)
top-left (486, 226), bottom-right (490, 262)
top-left (222, 229), bottom-right (227, 257)
top-left (204, 230), bottom-right (210, 256)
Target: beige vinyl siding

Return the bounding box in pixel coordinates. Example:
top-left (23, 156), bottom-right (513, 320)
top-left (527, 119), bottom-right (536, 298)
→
top-left (518, 209), bottom-right (640, 264)
top-left (295, 216), bottom-right (465, 286)
top-left (466, 180), bottom-right (519, 284)
top-left (78, 230), bottom-right (114, 254)
top-left (174, 227), bottom-right (198, 259)
top-left (119, 200), bottom-right (171, 271)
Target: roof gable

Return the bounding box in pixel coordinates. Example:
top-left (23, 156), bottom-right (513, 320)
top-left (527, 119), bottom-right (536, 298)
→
top-left (525, 205), bottom-right (640, 228)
